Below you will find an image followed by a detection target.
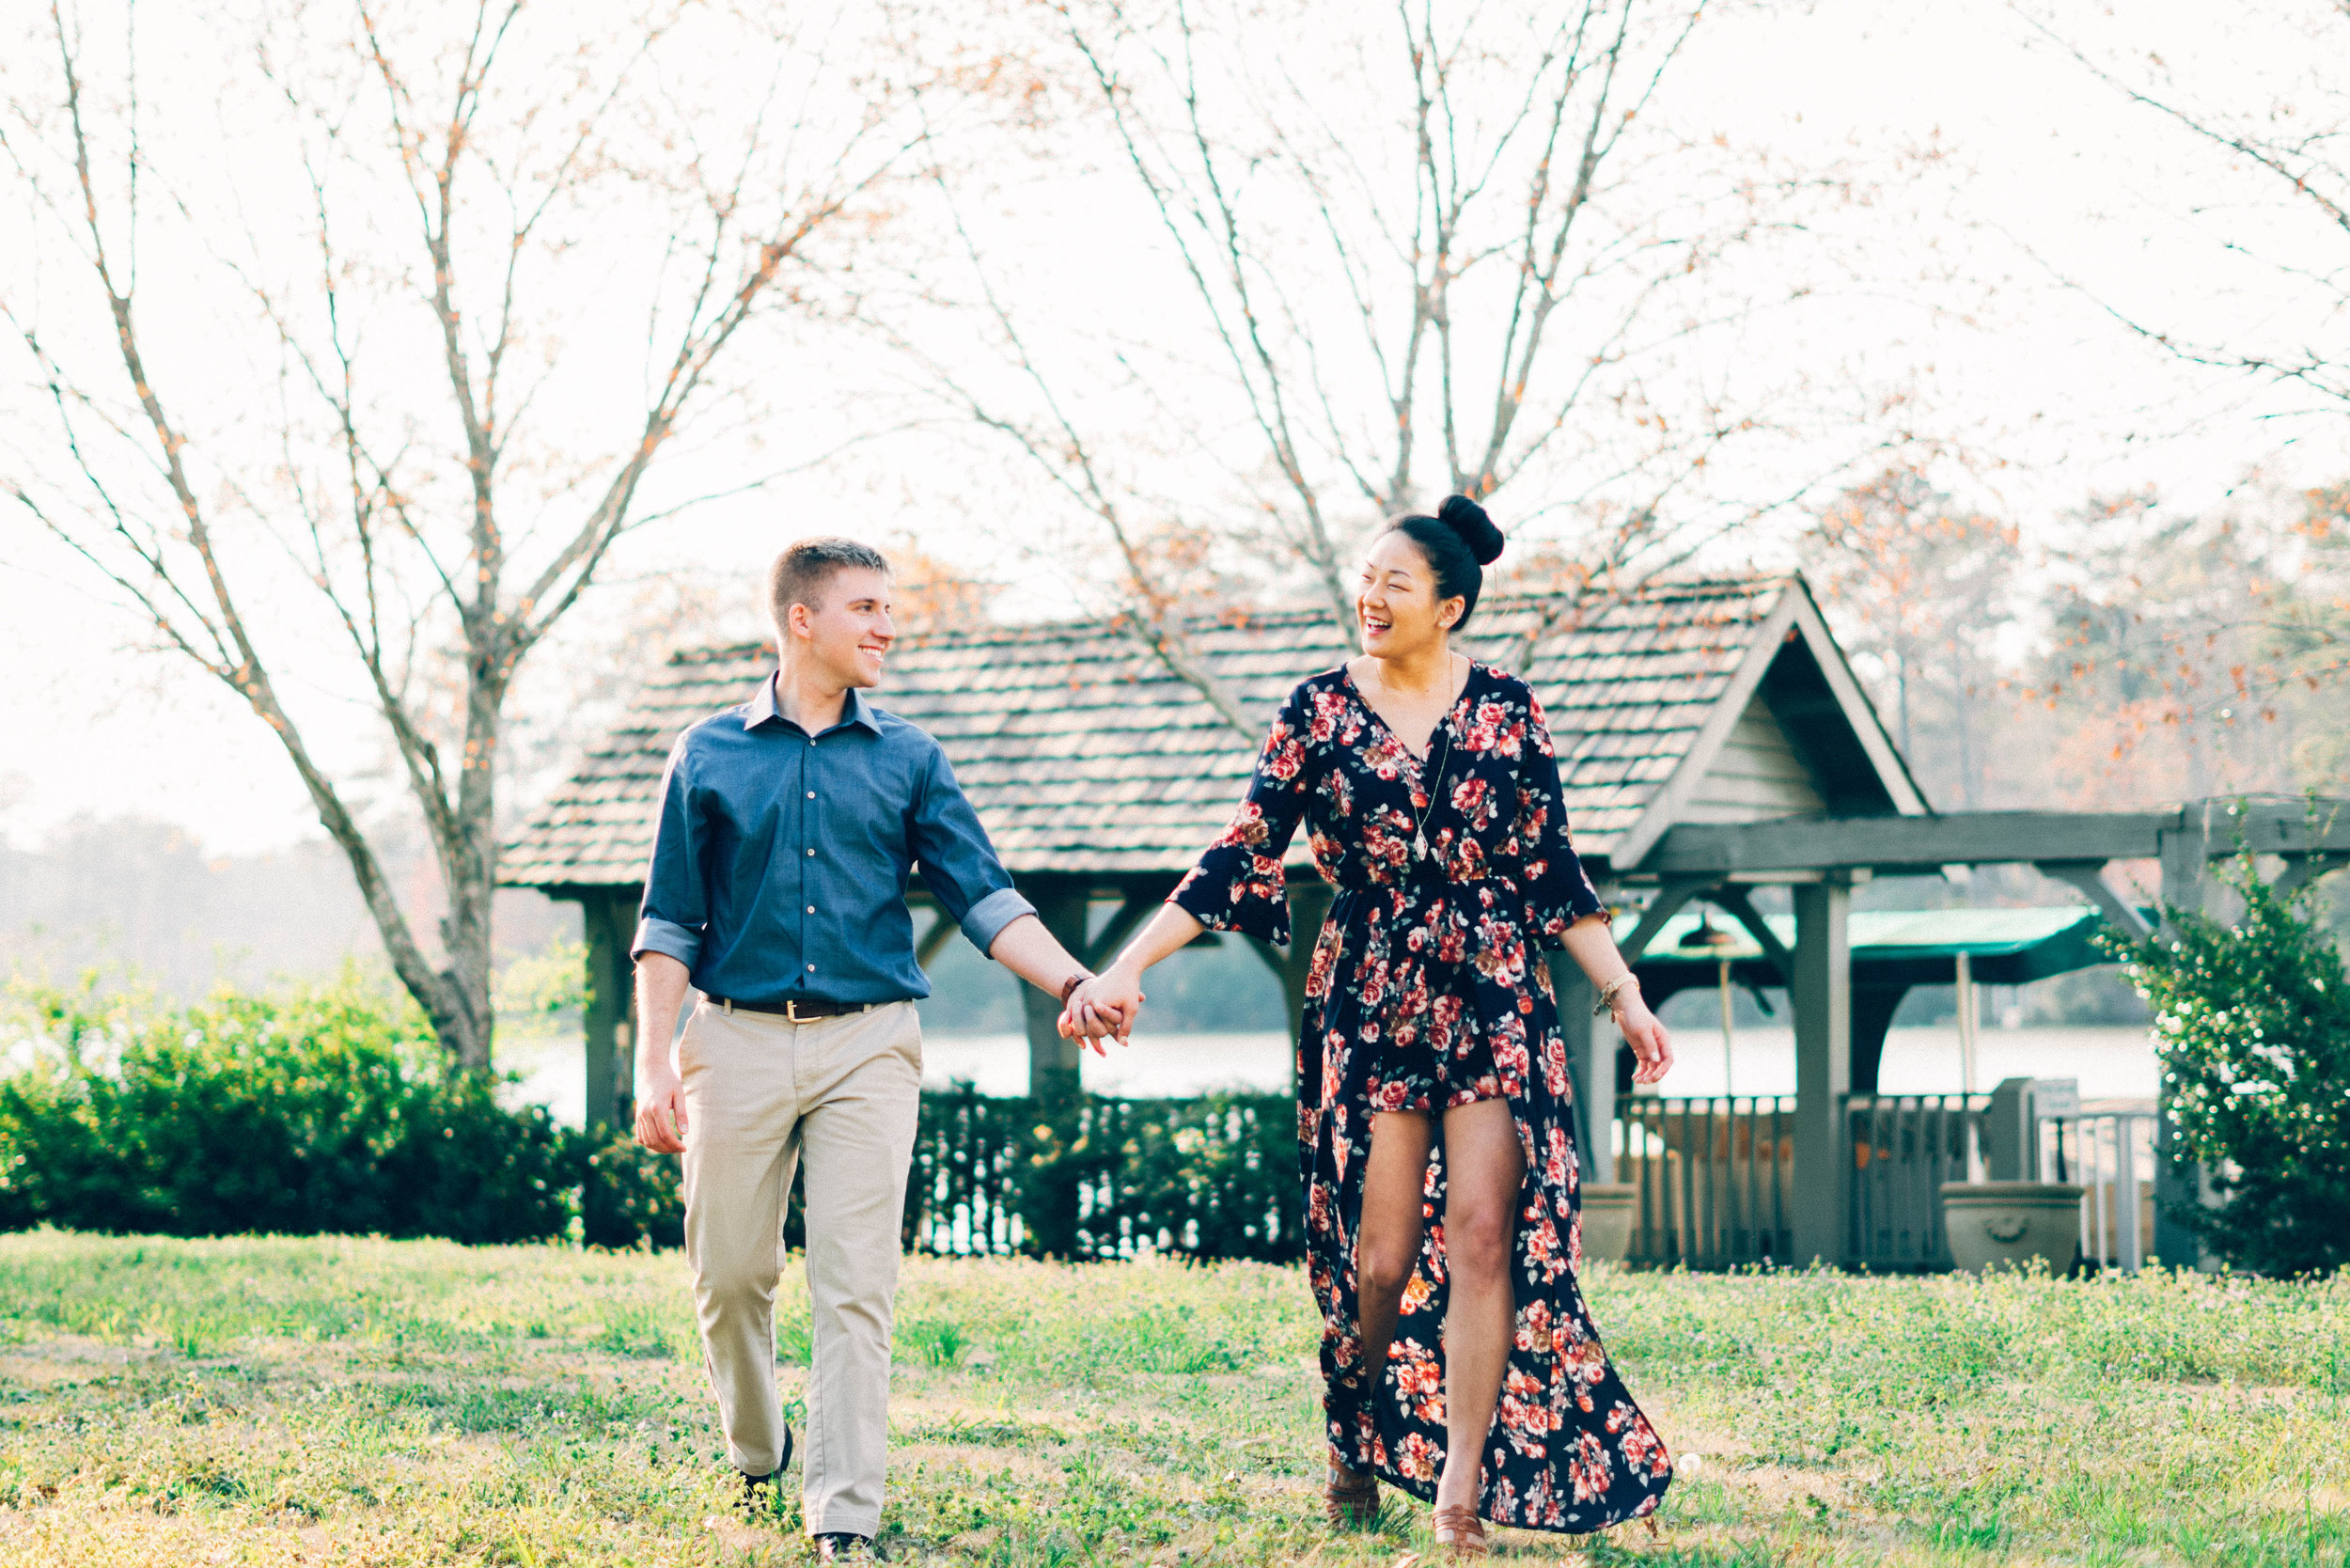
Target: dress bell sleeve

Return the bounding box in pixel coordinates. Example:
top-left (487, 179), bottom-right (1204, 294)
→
top-left (1169, 682), bottom-right (1316, 947)
top-left (1514, 689), bottom-right (1609, 947)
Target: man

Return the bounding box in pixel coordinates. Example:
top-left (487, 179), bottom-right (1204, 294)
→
top-left (631, 538), bottom-right (1116, 1560)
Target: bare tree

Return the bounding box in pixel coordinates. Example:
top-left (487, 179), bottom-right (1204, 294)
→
top-left (2021, 2), bottom-right (2350, 417)
top-left (1, 2), bottom-right (929, 1067)
top-left (891, 0), bottom-right (1905, 725)
top-left (1805, 468), bottom-right (2021, 808)
top-left (2018, 2), bottom-right (2350, 731)
top-left (2029, 485), bottom-right (2350, 799)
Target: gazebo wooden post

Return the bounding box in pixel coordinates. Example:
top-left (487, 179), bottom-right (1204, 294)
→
top-left (1588, 879), bottom-right (1713, 1187)
top-left (1557, 967), bottom-right (1609, 1184)
top-left (1790, 876), bottom-right (1852, 1265)
top-left (1277, 880), bottom-right (1335, 1101)
top-left (577, 885), bottom-right (640, 1137)
top-left (2154, 814), bottom-right (2214, 1269)
top-left (1018, 877), bottom-right (1093, 1100)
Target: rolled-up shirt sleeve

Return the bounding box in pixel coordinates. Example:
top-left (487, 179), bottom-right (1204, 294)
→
top-left (908, 743), bottom-right (1036, 956)
top-left (631, 736), bottom-right (709, 969)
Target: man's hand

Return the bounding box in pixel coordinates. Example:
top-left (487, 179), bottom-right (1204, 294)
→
top-left (989, 913), bottom-right (1134, 1050)
top-left (634, 1061), bottom-right (689, 1154)
top-left (631, 951), bottom-right (693, 1154)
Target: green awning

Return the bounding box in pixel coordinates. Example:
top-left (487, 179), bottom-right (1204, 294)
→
top-left (1633, 905), bottom-right (2118, 989)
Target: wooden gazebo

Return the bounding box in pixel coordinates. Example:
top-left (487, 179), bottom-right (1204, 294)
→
top-left (506, 574), bottom-right (2350, 1266)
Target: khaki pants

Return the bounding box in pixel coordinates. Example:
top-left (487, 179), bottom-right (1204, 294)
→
top-left (679, 997), bottom-right (922, 1539)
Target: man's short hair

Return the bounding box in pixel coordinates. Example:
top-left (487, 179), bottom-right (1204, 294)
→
top-left (768, 538), bottom-right (890, 630)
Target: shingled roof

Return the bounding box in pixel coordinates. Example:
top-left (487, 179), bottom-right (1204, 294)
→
top-left (502, 573), bottom-right (1924, 890)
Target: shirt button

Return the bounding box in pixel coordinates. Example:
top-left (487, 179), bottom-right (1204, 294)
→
top-left (807, 905), bottom-right (816, 914)
top-left (807, 847), bottom-right (816, 857)
top-left (807, 791), bottom-right (816, 799)
top-left (806, 964), bottom-right (816, 972)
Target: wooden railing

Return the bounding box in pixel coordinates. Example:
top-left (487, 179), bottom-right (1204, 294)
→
top-left (883, 1084), bottom-right (2156, 1274)
top-left (1611, 1096), bottom-right (1795, 1267)
top-left (1844, 1093), bottom-right (1990, 1269)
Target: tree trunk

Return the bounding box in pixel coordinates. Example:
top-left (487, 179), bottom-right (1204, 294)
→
top-left (433, 675), bottom-right (507, 1074)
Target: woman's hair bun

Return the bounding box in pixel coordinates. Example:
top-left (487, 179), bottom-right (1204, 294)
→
top-left (1437, 494), bottom-right (1505, 566)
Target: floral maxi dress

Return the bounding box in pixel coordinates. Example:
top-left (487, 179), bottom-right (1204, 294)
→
top-left (1171, 664), bottom-right (1672, 1534)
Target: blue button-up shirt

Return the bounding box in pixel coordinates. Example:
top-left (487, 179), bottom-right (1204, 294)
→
top-left (629, 675), bottom-right (1036, 1005)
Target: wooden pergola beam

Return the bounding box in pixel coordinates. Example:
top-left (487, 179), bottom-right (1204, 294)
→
top-left (1632, 801), bottom-right (2350, 879)
top-left (1708, 885), bottom-right (1794, 985)
top-left (2033, 861), bottom-right (2156, 944)
top-left (2274, 854), bottom-right (2350, 898)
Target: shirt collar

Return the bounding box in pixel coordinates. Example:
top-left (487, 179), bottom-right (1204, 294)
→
top-left (745, 672), bottom-right (882, 737)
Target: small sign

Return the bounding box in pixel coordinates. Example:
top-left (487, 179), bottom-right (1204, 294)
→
top-left (2034, 1078), bottom-right (2080, 1120)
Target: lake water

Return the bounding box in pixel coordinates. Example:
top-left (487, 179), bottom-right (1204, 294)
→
top-left (503, 1018), bottom-right (2160, 1124)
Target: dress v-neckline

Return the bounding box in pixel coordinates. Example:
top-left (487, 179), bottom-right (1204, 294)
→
top-left (1342, 659), bottom-right (1473, 764)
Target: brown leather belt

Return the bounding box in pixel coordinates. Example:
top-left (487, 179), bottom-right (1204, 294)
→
top-left (713, 996), bottom-right (874, 1023)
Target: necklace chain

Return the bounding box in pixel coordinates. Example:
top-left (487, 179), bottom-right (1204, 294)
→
top-left (1375, 652), bottom-right (1463, 864)
top-left (1370, 652), bottom-right (1457, 704)
top-left (1406, 721), bottom-right (1453, 864)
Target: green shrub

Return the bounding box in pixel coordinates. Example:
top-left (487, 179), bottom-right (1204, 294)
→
top-left (578, 1132), bottom-right (684, 1250)
top-left (0, 974), bottom-right (573, 1243)
top-left (2108, 853), bottom-right (2350, 1276)
top-left (0, 975), bottom-right (1304, 1258)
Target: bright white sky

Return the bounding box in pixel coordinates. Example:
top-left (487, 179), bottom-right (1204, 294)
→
top-left (2, 0), bottom-right (2338, 855)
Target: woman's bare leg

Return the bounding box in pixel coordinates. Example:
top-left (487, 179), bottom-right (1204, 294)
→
top-left (1341, 1109), bottom-right (1434, 1470)
top-left (1432, 1097), bottom-right (1525, 1513)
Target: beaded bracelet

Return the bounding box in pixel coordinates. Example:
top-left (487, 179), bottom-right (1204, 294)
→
top-left (1593, 972), bottom-right (1640, 1018)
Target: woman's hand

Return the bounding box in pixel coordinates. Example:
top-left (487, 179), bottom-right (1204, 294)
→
top-left (1616, 996), bottom-right (1674, 1085)
top-left (1059, 964), bottom-right (1145, 1045)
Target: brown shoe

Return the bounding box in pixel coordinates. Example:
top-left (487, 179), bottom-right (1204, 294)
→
top-left (1324, 1463), bottom-right (1379, 1529)
top-left (1433, 1502), bottom-right (1488, 1559)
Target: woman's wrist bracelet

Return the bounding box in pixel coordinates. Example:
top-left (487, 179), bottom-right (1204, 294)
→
top-left (1059, 969), bottom-right (1094, 1004)
top-left (1594, 971), bottom-right (1640, 1017)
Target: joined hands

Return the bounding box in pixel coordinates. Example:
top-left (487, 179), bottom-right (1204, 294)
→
top-left (1058, 964), bottom-right (1145, 1049)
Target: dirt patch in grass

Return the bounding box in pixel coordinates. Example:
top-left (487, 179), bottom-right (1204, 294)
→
top-left (0, 1334), bottom-right (151, 1387)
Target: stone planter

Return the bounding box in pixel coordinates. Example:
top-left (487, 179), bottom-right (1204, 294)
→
top-left (1939, 1182), bottom-right (2085, 1274)
top-left (1579, 1183), bottom-right (1641, 1263)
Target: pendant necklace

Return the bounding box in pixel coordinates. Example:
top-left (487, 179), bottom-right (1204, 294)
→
top-left (1400, 665), bottom-right (1460, 864)
top-left (1409, 723), bottom-right (1452, 863)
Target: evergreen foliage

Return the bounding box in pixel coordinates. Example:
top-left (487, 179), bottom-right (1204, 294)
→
top-left (0, 975), bottom-right (1301, 1259)
top-left (0, 974), bottom-right (572, 1244)
top-left (2108, 855), bottom-right (2350, 1276)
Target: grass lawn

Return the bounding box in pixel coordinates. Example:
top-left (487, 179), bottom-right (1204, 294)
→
top-left (0, 1235), bottom-right (2343, 1565)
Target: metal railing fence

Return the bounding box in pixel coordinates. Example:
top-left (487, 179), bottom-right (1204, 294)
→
top-left (1611, 1095), bottom-right (1795, 1267)
top-left (901, 1087), bottom-right (1301, 1262)
top-left (2039, 1111), bottom-right (2159, 1271)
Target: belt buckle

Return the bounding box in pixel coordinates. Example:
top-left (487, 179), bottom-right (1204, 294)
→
top-left (786, 999), bottom-right (806, 1024)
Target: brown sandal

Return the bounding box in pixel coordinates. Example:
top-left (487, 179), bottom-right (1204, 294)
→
top-left (1433, 1502), bottom-right (1488, 1559)
top-left (1324, 1464), bottom-right (1379, 1529)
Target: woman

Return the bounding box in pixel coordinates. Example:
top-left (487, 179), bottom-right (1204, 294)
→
top-left (1064, 496), bottom-right (1675, 1555)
